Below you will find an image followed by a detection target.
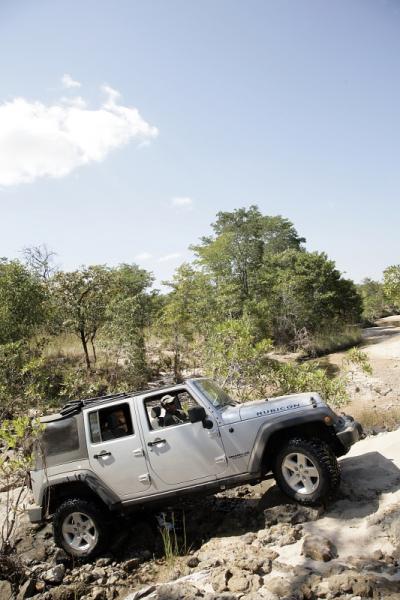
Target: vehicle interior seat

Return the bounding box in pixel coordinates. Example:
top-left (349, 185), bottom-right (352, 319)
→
top-left (150, 406), bottom-right (164, 429)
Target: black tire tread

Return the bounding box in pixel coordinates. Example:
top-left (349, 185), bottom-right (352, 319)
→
top-left (273, 437), bottom-right (341, 506)
top-left (53, 497), bottom-right (109, 559)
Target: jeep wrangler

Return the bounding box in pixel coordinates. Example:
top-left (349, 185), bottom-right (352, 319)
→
top-left (27, 378), bottom-right (362, 558)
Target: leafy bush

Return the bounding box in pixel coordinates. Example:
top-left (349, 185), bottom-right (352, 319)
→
top-left (201, 317), bottom-right (272, 401)
top-left (0, 416), bottom-right (43, 553)
top-left (270, 361), bottom-right (347, 407)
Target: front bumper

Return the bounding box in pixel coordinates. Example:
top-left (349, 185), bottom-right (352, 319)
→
top-left (27, 504), bottom-right (43, 524)
top-left (335, 416), bottom-right (363, 451)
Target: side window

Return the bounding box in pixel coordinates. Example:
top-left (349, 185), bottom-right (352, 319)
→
top-left (88, 402), bottom-right (134, 443)
top-left (144, 390), bottom-right (199, 430)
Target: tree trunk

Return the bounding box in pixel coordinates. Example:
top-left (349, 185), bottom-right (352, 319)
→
top-left (90, 333), bottom-right (97, 363)
top-left (80, 329), bottom-right (91, 370)
top-left (173, 337), bottom-right (183, 383)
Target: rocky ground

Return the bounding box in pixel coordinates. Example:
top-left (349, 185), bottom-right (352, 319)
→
top-left (2, 318), bottom-right (400, 600)
top-left (328, 316), bottom-right (400, 422)
top-left (1, 426), bottom-right (400, 600)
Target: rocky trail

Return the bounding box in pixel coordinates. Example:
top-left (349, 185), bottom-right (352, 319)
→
top-left (2, 427), bottom-right (400, 599)
top-left (2, 319), bottom-right (400, 600)
top-left (328, 315), bottom-right (400, 418)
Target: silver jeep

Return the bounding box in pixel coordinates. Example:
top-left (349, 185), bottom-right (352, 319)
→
top-left (28, 378), bottom-right (362, 558)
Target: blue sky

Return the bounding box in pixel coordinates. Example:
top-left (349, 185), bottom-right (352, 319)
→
top-left (0, 0), bottom-right (399, 286)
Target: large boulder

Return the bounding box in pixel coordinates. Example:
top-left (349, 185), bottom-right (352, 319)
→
top-left (302, 535), bottom-right (338, 562)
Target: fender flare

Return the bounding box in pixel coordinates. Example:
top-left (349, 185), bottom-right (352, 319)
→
top-left (248, 408), bottom-right (332, 472)
top-left (43, 469), bottom-right (120, 511)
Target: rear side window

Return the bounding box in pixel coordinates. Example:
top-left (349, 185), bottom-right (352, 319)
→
top-left (42, 417), bottom-right (79, 456)
top-left (88, 402), bottom-right (134, 443)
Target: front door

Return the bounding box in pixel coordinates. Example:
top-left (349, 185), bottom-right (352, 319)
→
top-left (141, 388), bottom-right (227, 485)
top-left (85, 399), bottom-right (151, 499)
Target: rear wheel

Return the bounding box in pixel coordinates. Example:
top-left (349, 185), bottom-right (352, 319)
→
top-left (53, 498), bottom-right (109, 558)
top-left (273, 438), bottom-right (340, 505)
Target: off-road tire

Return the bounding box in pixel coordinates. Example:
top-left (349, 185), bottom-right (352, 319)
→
top-left (53, 498), bottom-right (109, 559)
top-left (273, 437), bottom-right (341, 506)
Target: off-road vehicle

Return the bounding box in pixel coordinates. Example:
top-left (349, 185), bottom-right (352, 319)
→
top-left (28, 378), bottom-right (362, 558)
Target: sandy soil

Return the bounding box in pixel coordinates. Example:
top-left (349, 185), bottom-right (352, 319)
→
top-left (321, 315), bottom-right (400, 414)
top-left (269, 427), bottom-right (400, 571)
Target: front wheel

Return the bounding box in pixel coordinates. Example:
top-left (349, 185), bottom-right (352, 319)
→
top-left (53, 498), bottom-right (109, 558)
top-left (273, 438), bottom-right (341, 505)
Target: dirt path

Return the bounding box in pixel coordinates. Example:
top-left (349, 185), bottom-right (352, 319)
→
top-left (321, 316), bottom-right (400, 418)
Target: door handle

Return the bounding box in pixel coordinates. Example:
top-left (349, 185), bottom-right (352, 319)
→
top-left (147, 438), bottom-right (166, 447)
top-left (94, 451), bottom-right (112, 459)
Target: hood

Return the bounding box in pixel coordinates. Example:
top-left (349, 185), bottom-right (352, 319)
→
top-left (217, 392), bottom-right (326, 425)
top-left (239, 392), bottom-right (324, 421)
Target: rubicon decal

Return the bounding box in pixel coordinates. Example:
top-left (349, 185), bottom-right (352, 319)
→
top-left (256, 403), bottom-right (301, 417)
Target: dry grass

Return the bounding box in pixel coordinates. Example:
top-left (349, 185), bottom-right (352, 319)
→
top-left (42, 333), bottom-right (84, 360)
top-left (350, 405), bottom-right (400, 432)
top-left (305, 326), bottom-right (362, 357)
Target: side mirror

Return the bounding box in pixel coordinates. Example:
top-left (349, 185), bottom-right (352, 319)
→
top-left (188, 406), bottom-right (206, 423)
top-left (188, 406), bottom-right (214, 430)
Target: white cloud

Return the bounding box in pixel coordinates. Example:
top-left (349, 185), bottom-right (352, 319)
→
top-left (0, 84), bottom-right (158, 186)
top-left (171, 196), bottom-right (193, 208)
top-left (60, 96), bottom-right (87, 109)
top-left (158, 253), bottom-right (182, 263)
top-left (61, 74), bottom-right (81, 89)
top-left (134, 252), bottom-right (152, 261)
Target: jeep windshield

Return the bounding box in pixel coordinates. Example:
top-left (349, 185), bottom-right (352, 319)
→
top-left (192, 379), bottom-right (236, 408)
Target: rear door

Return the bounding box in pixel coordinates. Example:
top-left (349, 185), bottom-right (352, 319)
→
top-left (140, 388), bottom-right (228, 485)
top-left (85, 399), bottom-right (151, 499)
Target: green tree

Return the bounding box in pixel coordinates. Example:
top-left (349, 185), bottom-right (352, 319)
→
top-left (191, 206), bottom-right (305, 312)
top-left (383, 265), bottom-right (400, 311)
top-left (358, 278), bottom-right (387, 322)
top-left (201, 316), bottom-right (272, 400)
top-left (51, 266), bottom-right (113, 369)
top-left (104, 264), bottom-right (155, 387)
top-left (0, 259), bottom-right (47, 344)
top-left (159, 264), bottom-right (214, 381)
top-left (256, 250), bottom-right (362, 346)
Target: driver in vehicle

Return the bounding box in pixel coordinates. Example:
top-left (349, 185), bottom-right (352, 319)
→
top-left (161, 395), bottom-right (187, 426)
top-left (102, 408), bottom-right (129, 439)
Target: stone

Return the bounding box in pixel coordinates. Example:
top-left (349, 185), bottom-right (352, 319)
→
top-left (255, 590), bottom-right (280, 600)
top-left (35, 581), bottom-right (46, 593)
top-left (211, 568), bottom-right (231, 593)
top-left (90, 588), bottom-right (107, 600)
top-left (124, 586), bottom-right (157, 600)
top-left (263, 576), bottom-right (292, 598)
top-left (263, 549), bottom-right (279, 561)
top-left (156, 582), bottom-right (200, 600)
top-left (352, 579), bottom-right (373, 597)
top-left (54, 548), bottom-right (70, 564)
top-left (277, 532), bottom-right (300, 546)
top-left (372, 549), bottom-right (384, 561)
top-left (123, 557), bottom-right (141, 572)
top-left (263, 504), bottom-right (323, 528)
top-left (293, 505), bottom-right (324, 524)
top-left (92, 567), bottom-right (106, 579)
top-left (95, 557), bottom-right (113, 567)
top-left (241, 532), bottom-right (257, 545)
top-left (43, 564), bottom-right (66, 585)
top-left (187, 556), bottom-right (200, 568)
top-left (302, 535), bottom-right (338, 562)
top-left (0, 581), bottom-right (12, 600)
top-left (234, 557), bottom-right (271, 575)
top-left (48, 584), bottom-right (88, 600)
